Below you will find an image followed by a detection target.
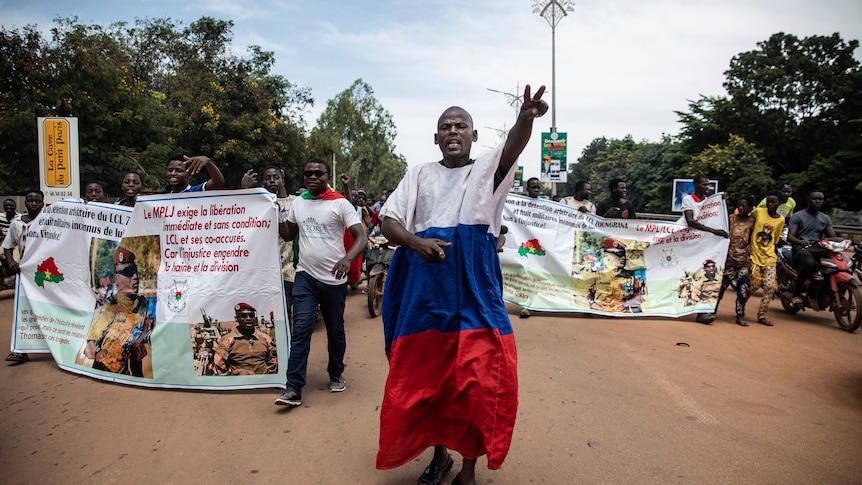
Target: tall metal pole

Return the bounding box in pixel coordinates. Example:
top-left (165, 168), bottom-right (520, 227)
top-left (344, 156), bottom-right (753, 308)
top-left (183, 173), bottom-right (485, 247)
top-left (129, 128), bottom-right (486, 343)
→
top-left (533, 0), bottom-right (574, 134)
top-left (551, 13), bottom-right (557, 133)
top-left (533, 0), bottom-right (574, 196)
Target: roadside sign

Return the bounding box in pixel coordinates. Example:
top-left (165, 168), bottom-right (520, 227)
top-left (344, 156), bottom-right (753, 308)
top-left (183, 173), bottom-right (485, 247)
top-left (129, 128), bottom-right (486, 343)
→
top-left (540, 132), bottom-right (567, 183)
top-left (38, 117), bottom-right (79, 203)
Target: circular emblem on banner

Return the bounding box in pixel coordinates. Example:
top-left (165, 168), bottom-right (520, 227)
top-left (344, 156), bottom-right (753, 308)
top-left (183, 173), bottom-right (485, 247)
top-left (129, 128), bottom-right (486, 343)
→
top-left (166, 278), bottom-right (189, 314)
top-left (550, 132), bottom-right (559, 140)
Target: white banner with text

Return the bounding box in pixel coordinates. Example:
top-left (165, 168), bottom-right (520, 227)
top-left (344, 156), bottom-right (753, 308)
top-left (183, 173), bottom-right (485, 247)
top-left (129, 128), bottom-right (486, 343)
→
top-left (500, 193), bottom-right (730, 317)
top-left (10, 190), bottom-right (288, 389)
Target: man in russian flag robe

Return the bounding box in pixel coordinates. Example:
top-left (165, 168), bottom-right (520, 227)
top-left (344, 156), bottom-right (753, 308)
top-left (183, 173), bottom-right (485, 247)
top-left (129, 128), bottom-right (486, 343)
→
top-left (376, 85), bottom-right (548, 485)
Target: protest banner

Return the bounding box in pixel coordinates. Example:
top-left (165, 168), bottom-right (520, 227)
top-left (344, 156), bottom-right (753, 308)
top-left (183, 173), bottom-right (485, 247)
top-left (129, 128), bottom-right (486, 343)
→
top-left (9, 189), bottom-right (288, 389)
top-left (501, 193), bottom-right (730, 317)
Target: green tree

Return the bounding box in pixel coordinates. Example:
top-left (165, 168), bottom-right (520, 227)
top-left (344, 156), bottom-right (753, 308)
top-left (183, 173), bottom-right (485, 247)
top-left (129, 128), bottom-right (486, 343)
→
top-left (0, 19), bottom-right (170, 193)
top-left (148, 17), bottom-right (312, 190)
top-left (0, 24), bottom-right (49, 193)
top-left (0, 17), bottom-right (313, 195)
top-left (561, 137), bottom-right (609, 198)
top-left (53, 19), bottom-right (172, 189)
top-left (676, 32), bottom-right (862, 209)
top-left (684, 133), bottom-right (773, 201)
top-left (566, 136), bottom-right (642, 208)
top-left (627, 135), bottom-right (688, 214)
top-left (307, 79), bottom-right (406, 196)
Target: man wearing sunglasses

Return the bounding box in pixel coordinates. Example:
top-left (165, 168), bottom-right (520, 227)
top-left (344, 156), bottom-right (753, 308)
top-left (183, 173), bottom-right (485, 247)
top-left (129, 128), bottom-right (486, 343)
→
top-left (213, 302), bottom-right (277, 376)
top-left (274, 158), bottom-right (366, 407)
top-left (81, 246), bottom-right (155, 377)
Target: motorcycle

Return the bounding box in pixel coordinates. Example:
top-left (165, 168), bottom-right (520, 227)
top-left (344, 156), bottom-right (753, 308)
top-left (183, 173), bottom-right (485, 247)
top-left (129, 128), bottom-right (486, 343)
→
top-left (776, 237), bottom-right (862, 332)
top-left (364, 235), bottom-right (395, 317)
top-left (853, 241), bottom-right (862, 280)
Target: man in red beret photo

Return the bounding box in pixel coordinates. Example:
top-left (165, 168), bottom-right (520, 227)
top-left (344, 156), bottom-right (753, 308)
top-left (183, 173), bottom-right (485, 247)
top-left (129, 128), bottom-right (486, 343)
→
top-left (572, 237), bottom-right (647, 313)
top-left (212, 302), bottom-right (278, 375)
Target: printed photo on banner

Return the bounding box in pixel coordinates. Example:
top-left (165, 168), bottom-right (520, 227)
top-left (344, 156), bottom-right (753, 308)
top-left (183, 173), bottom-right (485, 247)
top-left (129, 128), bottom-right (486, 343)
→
top-left (678, 258), bottom-right (722, 308)
top-left (571, 234), bottom-right (649, 313)
top-left (190, 302), bottom-right (278, 376)
top-left (76, 236), bottom-right (158, 378)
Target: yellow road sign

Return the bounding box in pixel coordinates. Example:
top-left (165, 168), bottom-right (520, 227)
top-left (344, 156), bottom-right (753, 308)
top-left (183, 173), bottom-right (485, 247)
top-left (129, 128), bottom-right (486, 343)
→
top-left (42, 118), bottom-right (71, 187)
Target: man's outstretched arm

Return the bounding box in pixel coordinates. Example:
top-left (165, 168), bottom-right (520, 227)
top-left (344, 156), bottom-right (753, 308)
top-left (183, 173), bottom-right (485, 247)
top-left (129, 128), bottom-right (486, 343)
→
top-left (499, 84), bottom-right (549, 175)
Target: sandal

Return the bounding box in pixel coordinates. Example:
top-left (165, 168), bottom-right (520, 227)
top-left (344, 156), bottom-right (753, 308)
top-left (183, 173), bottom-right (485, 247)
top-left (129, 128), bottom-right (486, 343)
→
top-left (5, 352), bottom-right (30, 363)
top-left (758, 317), bottom-right (774, 326)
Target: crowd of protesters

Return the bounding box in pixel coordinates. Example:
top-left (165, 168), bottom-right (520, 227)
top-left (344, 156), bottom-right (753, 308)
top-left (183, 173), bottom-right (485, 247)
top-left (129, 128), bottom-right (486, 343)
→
top-left (1, 133), bottom-right (846, 485)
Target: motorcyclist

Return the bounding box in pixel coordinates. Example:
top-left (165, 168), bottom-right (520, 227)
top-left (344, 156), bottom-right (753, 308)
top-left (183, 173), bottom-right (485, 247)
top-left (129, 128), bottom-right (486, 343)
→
top-left (786, 190), bottom-right (836, 307)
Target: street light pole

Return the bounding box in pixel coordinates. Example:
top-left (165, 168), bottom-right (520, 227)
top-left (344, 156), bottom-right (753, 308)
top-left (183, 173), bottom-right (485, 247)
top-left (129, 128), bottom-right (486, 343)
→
top-left (532, 0), bottom-right (574, 134)
top-left (533, 0), bottom-right (574, 197)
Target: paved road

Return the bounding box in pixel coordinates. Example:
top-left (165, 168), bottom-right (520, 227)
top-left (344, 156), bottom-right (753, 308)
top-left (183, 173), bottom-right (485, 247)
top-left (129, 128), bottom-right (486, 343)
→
top-left (1, 287), bottom-right (861, 484)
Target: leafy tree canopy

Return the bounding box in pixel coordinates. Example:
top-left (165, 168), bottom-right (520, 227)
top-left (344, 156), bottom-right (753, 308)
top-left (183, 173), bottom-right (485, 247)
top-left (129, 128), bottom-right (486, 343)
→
top-left (0, 16), bottom-right (312, 195)
top-left (675, 32), bottom-right (862, 209)
top-left (307, 79), bottom-right (406, 198)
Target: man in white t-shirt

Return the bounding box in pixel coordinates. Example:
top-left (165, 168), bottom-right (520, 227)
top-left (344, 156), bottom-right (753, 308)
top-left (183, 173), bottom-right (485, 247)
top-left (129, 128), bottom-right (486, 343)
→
top-left (274, 158), bottom-right (366, 407)
top-left (681, 174), bottom-right (729, 324)
top-left (561, 180), bottom-right (596, 214)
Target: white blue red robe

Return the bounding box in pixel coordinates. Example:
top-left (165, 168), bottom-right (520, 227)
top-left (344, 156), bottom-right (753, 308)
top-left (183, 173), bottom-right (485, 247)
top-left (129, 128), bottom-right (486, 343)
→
top-left (376, 143), bottom-right (518, 470)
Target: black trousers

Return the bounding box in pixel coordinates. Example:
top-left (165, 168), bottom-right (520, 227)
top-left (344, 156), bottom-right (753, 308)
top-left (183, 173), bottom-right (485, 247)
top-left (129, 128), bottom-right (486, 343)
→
top-left (791, 245), bottom-right (827, 294)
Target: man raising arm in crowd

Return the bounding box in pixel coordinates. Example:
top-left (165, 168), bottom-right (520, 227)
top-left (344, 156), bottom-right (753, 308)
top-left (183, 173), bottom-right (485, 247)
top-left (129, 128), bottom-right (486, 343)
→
top-left (376, 85), bottom-right (547, 485)
top-left (166, 153), bottom-right (225, 193)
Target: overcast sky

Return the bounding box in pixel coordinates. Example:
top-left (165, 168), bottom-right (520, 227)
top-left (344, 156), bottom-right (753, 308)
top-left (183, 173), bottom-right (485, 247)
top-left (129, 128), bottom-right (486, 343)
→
top-left (3, 0), bottom-right (861, 181)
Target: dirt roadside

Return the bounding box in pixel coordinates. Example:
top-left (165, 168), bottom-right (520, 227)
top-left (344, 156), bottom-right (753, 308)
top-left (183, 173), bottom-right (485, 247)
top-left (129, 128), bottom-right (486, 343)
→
top-left (1, 288), bottom-right (861, 484)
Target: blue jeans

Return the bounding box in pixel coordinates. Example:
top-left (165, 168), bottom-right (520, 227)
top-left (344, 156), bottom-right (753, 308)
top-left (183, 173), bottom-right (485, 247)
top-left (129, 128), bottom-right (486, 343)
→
top-left (286, 271), bottom-right (348, 393)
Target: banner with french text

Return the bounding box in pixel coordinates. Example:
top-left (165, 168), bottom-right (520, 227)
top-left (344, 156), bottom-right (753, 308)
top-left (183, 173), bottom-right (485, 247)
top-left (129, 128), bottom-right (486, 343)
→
top-left (10, 190), bottom-right (288, 389)
top-left (500, 193), bottom-right (730, 317)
